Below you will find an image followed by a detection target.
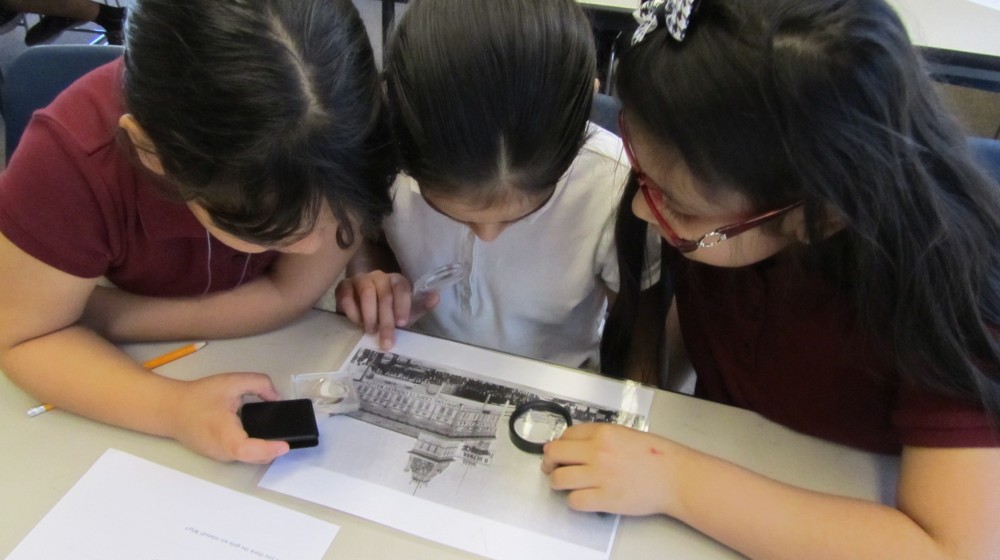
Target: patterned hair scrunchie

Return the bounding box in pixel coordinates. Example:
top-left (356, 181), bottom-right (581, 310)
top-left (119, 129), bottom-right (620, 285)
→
top-left (632, 0), bottom-right (700, 45)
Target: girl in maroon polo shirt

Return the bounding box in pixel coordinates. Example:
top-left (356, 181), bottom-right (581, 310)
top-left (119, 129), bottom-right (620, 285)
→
top-left (0, 0), bottom-right (394, 463)
top-left (543, 0), bottom-right (1000, 558)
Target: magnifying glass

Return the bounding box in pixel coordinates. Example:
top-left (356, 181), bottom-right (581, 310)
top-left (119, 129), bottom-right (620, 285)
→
top-left (412, 262), bottom-right (469, 308)
top-left (316, 378), bottom-right (349, 404)
top-left (508, 400), bottom-right (573, 454)
top-left (291, 372), bottom-right (361, 415)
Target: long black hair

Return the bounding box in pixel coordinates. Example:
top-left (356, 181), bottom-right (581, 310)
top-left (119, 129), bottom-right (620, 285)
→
top-left (383, 0), bottom-right (596, 204)
top-left (606, 0), bottom-right (1000, 420)
top-left (123, 0), bottom-right (395, 247)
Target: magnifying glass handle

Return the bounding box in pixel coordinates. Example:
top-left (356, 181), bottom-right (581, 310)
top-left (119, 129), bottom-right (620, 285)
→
top-left (405, 290), bottom-right (440, 327)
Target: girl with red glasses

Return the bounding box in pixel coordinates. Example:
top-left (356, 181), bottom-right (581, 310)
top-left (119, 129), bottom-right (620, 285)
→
top-left (543, 0), bottom-right (1000, 558)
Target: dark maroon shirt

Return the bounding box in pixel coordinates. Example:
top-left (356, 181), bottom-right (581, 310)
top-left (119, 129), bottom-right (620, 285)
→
top-left (0, 59), bottom-right (278, 296)
top-left (669, 239), bottom-right (998, 454)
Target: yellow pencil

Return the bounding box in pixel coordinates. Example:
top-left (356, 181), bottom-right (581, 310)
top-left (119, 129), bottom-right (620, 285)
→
top-left (25, 341), bottom-right (208, 417)
top-left (25, 403), bottom-right (55, 417)
top-left (141, 341), bottom-right (207, 370)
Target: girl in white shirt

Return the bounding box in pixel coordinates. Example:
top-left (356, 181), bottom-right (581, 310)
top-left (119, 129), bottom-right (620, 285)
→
top-left (336, 0), bottom-right (657, 368)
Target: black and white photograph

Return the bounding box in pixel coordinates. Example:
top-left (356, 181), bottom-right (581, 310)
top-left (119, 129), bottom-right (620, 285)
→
top-left (260, 331), bottom-right (655, 560)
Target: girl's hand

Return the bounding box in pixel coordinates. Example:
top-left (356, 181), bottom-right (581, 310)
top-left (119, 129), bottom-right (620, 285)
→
top-left (168, 372), bottom-right (290, 464)
top-left (541, 423), bottom-right (684, 517)
top-left (335, 270), bottom-right (439, 349)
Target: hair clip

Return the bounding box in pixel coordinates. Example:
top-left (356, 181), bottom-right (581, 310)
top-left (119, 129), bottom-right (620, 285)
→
top-left (632, 0), bottom-right (699, 45)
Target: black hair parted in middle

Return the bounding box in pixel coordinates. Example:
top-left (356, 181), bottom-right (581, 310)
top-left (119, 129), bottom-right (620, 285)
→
top-left (123, 0), bottom-right (396, 248)
top-left (384, 0), bottom-right (596, 205)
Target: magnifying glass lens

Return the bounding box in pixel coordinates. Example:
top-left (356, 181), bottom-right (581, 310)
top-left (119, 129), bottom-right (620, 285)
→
top-left (291, 372), bottom-right (361, 415)
top-left (508, 400), bottom-right (573, 453)
top-left (317, 379), bottom-right (349, 405)
top-left (512, 410), bottom-right (568, 444)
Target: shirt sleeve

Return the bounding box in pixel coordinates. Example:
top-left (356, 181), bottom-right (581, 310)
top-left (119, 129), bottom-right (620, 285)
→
top-left (0, 112), bottom-right (116, 279)
top-left (893, 384), bottom-right (999, 448)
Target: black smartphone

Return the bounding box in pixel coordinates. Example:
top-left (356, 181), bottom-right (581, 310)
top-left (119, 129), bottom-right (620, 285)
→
top-left (239, 399), bottom-right (319, 449)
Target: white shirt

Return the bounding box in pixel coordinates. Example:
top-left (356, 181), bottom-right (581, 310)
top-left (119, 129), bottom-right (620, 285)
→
top-left (384, 124), bottom-right (657, 367)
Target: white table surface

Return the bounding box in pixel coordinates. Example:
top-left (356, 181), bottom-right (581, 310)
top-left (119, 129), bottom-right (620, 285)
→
top-left (0, 310), bottom-right (900, 559)
top-left (577, 0), bottom-right (1000, 59)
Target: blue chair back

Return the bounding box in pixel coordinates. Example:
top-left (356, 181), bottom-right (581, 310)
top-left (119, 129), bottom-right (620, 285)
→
top-left (969, 137), bottom-right (1000, 185)
top-left (591, 92), bottom-right (621, 137)
top-left (2, 44), bottom-right (124, 161)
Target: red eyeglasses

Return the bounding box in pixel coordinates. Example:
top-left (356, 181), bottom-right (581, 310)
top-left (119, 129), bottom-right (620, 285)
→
top-left (618, 111), bottom-right (803, 253)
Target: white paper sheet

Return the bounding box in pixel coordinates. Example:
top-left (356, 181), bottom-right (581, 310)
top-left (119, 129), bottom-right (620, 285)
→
top-left (8, 449), bottom-right (338, 560)
top-left (260, 331), bottom-right (655, 560)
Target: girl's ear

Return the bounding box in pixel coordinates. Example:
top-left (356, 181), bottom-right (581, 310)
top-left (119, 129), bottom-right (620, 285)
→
top-left (818, 206), bottom-right (848, 240)
top-left (118, 114), bottom-right (166, 175)
top-left (794, 203), bottom-right (847, 244)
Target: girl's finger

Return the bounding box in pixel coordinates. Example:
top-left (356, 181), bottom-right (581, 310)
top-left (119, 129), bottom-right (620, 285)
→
top-left (389, 274), bottom-right (412, 327)
top-left (541, 439), bottom-right (592, 472)
top-left (565, 488), bottom-right (608, 513)
top-left (547, 464), bottom-right (597, 491)
top-left (356, 279), bottom-right (381, 334)
top-left (375, 277), bottom-right (399, 349)
top-left (335, 284), bottom-right (362, 324)
top-left (236, 438), bottom-right (290, 464)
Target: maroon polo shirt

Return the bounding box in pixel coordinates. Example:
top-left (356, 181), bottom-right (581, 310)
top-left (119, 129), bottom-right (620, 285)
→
top-left (669, 238), bottom-right (997, 454)
top-left (0, 59), bottom-right (277, 297)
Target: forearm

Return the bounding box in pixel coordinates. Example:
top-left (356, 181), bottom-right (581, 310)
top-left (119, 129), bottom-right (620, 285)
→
top-left (85, 277), bottom-right (314, 341)
top-left (86, 242), bottom-right (353, 341)
top-left (0, 233), bottom-right (287, 462)
top-left (548, 418), bottom-right (996, 559)
top-left (1, 325), bottom-right (183, 437)
top-left (3, 323), bottom-right (290, 463)
top-left (670, 446), bottom-right (949, 560)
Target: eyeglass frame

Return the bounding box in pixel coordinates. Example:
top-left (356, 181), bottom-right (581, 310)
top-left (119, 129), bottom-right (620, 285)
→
top-left (618, 110), bottom-right (803, 253)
